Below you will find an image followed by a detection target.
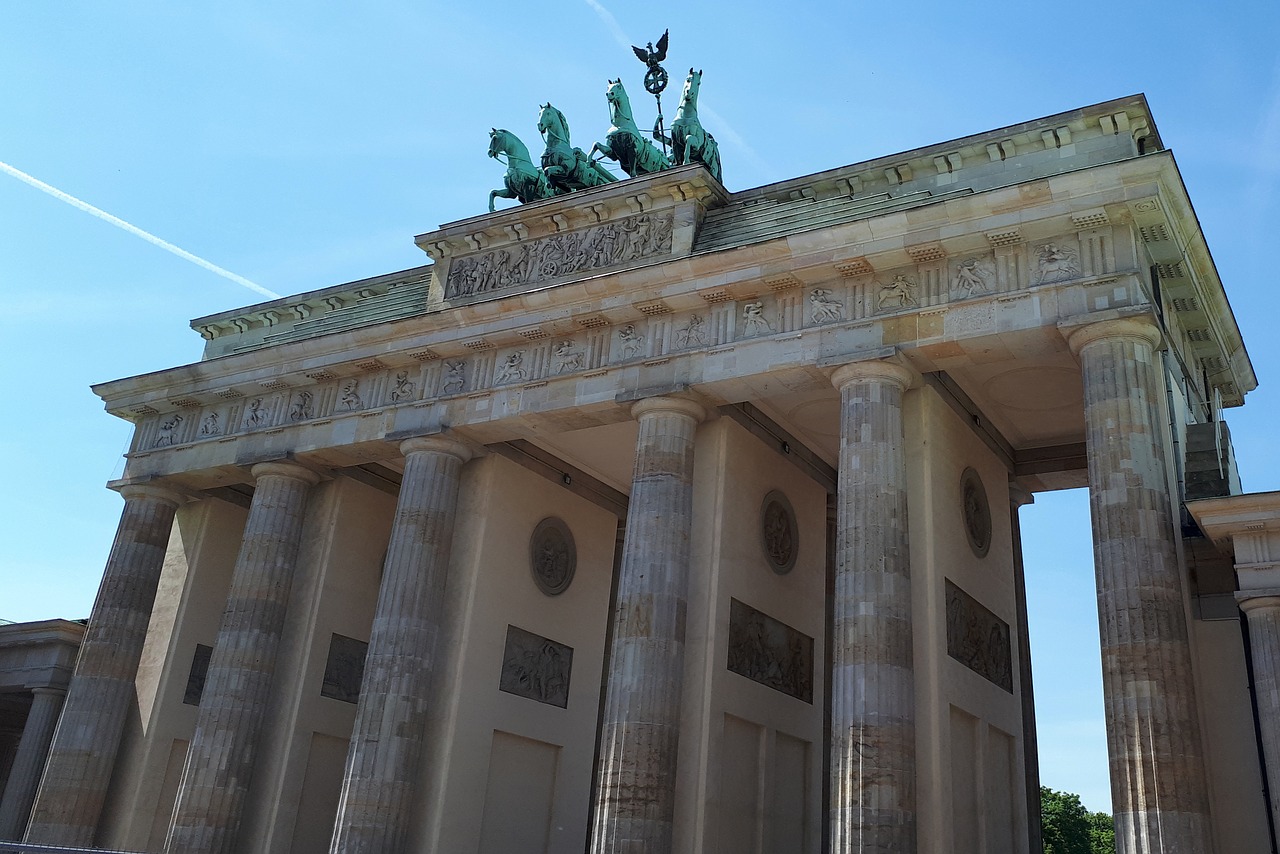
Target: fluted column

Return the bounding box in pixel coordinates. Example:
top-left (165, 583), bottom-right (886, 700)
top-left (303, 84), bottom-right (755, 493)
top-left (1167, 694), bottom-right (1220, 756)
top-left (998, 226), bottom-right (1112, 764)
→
top-left (591, 396), bottom-right (705, 854)
top-left (1068, 316), bottom-right (1213, 853)
top-left (165, 461), bottom-right (320, 854)
top-left (1009, 482), bottom-right (1042, 854)
top-left (0, 689), bottom-right (67, 840)
top-left (25, 484), bottom-right (182, 846)
top-left (828, 359), bottom-right (916, 854)
top-left (1238, 592), bottom-right (1280, 835)
top-left (329, 437), bottom-right (471, 854)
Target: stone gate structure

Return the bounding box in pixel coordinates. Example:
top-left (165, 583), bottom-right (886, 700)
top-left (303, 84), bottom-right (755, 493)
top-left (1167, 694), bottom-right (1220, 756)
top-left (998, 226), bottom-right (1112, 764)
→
top-left (5, 94), bottom-right (1275, 853)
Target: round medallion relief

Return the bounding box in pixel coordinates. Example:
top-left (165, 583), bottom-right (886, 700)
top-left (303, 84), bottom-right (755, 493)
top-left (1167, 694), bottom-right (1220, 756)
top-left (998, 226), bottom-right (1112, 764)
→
top-left (761, 490), bottom-right (799, 574)
top-left (530, 517), bottom-right (576, 596)
top-left (960, 468), bottom-right (992, 558)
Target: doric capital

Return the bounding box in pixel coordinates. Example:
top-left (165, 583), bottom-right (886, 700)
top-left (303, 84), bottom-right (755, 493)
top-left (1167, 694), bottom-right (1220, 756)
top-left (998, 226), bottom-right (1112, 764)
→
top-left (1009, 481), bottom-right (1035, 510)
top-left (828, 358), bottom-right (916, 392)
top-left (630, 395), bottom-right (707, 423)
top-left (115, 482), bottom-right (186, 508)
top-left (1237, 589), bottom-right (1280, 615)
top-left (399, 436), bottom-right (473, 463)
top-left (249, 460), bottom-right (322, 486)
top-left (1065, 315), bottom-right (1161, 356)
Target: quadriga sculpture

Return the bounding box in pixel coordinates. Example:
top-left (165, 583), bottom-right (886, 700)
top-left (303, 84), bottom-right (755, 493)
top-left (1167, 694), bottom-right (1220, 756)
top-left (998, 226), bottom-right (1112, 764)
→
top-left (656, 68), bottom-right (721, 183)
top-left (488, 128), bottom-right (556, 212)
top-left (590, 78), bottom-right (671, 178)
top-left (538, 103), bottom-right (617, 193)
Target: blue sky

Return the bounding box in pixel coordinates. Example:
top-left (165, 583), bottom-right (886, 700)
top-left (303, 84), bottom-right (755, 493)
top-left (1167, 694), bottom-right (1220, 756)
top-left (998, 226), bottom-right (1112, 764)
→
top-left (3, 0), bottom-right (1278, 815)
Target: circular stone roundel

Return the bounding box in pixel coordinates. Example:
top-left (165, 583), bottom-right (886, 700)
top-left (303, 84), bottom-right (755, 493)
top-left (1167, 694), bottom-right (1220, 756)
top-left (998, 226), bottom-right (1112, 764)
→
top-left (761, 490), bottom-right (799, 574)
top-left (961, 468), bottom-right (992, 558)
top-left (530, 517), bottom-right (576, 596)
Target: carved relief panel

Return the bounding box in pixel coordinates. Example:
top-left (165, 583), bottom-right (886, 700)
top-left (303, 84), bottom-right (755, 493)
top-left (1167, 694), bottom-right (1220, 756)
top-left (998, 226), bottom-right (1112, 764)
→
top-left (945, 580), bottom-right (1012, 692)
top-left (726, 598), bottom-right (813, 703)
top-left (499, 625), bottom-right (573, 708)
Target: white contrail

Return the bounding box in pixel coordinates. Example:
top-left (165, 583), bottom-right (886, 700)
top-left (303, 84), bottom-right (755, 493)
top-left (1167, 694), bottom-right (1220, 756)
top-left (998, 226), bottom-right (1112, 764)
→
top-left (581, 1), bottom-right (774, 182)
top-left (0, 160), bottom-right (279, 300)
top-left (583, 0), bottom-right (632, 52)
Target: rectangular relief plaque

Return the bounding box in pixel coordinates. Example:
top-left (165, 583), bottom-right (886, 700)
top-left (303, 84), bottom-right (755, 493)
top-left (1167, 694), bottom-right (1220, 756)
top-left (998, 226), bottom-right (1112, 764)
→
top-left (321, 633), bottom-right (369, 704)
top-left (183, 643), bottom-right (213, 706)
top-left (499, 625), bottom-right (573, 708)
top-left (945, 579), bottom-right (1013, 692)
top-left (726, 598), bottom-right (813, 703)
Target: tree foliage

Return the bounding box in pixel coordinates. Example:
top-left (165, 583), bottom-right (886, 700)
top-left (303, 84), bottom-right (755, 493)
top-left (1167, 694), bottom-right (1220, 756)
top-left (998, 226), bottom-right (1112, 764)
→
top-left (1041, 786), bottom-right (1115, 854)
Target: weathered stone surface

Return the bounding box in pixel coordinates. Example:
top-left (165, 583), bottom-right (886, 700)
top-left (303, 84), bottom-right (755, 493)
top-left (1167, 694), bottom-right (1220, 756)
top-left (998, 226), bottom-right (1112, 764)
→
top-left (592, 396), bottom-right (704, 854)
top-left (1068, 316), bottom-right (1213, 854)
top-left (24, 484), bottom-right (182, 847)
top-left (165, 461), bottom-right (319, 854)
top-left (330, 437), bottom-right (470, 854)
top-left (828, 359), bottom-right (916, 854)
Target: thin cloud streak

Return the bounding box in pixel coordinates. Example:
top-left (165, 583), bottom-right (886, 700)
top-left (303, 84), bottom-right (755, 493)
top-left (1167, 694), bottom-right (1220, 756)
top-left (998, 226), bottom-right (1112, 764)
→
top-left (583, 0), bottom-right (632, 53)
top-left (0, 160), bottom-right (279, 300)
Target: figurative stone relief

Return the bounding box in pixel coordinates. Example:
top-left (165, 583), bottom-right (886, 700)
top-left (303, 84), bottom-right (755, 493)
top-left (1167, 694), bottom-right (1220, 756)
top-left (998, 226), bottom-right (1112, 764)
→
top-left (339, 379), bottom-right (363, 412)
top-left (530, 516), bottom-right (576, 596)
top-left (952, 258), bottom-right (992, 297)
top-left (878, 274), bottom-right (918, 310)
top-left (243, 397), bottom-right (270, 429)
top-left (960, 467), bottom-right (992, 557)
top-left (726, 598), bottom-right (813, 703)
top-left (154, 414), bottom-right (183, 447)
top-left (761, 490), bottom-right (799, 574)
top-left (675, 314), bottom-right (706, 348)
top-left (389, 370), bottom-right (416, 402)
top-left (809, 288), bottom-right (844, 323)
top-left (945, 579), bottom-right (1012, 692)
top-left (618, 324), bottom-right (646, 360)
top-left (499, 625), bottom-right (573, 708)
top-left (321, 633), bottom-right (369, 704)
top-left (442, 360), bottom-right (467, 394)
top-left (443, 213), bottom-right (674, 301)
top-left (554, 340), bottom-right (584, 373)
top-left (199, 411), bottom-right (221, 436)
top-left (182, 643), bottom-right (213, 706)
top-left (1035, 242), bottom-right (1080, 284)
top-left (742, 301), bottom-right (773, 336)
top-left (495, 351), bottom-right (528, 385)
top-left (289, 391), bottom-right (314, 422)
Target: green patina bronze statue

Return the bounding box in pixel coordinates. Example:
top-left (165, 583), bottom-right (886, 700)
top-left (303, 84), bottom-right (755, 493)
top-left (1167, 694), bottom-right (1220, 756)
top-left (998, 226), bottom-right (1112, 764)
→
top-left (655, 68), bottom-right (721, 183)
top-left (538, 103), bottom-right (617, 193)
top-left (488, 128), bottom-right (557, 212)
top-left (590, 78), bottom-right (672, 179)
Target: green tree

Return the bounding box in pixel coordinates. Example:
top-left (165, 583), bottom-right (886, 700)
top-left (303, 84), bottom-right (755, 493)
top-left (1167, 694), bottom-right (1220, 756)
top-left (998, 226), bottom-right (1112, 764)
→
top-left (1087, 810), bottom-right (1116, 853)
top-left (1041, 787), bottom-right (1090, 854)
top-left (1041, 787), bottom-right (1116, 854)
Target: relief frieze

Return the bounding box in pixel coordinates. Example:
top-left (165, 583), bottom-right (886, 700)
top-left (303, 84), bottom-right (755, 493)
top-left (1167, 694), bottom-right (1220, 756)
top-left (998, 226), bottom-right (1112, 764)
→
top-left (444, 212), bottom-right (674, 301)
top-left (499, 625), bottom-right (573, 708)
top-left (945, 579), bottom-right (1012, 692)
top-left (727, 598), bottom-right (813, 703)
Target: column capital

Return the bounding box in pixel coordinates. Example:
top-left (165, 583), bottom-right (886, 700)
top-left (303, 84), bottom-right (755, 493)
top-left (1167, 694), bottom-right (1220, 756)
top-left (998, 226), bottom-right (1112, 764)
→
top-left (1065, 314), bottom-right (1161, 356)
top-left (398, 436), bottom-right (473, 463)
top-left (1237, 589), bottom-right (1280, 614)
top-left (630, 395), bottom-right (707, 423)
top-left (1009, 481), bottom-right (1035, 510)
top-left (115, 482), bottom-right (185, 508)
top-left (249, 460), bottom-right (322, 486)
top-left (829, 358), bottom-right (915, 392)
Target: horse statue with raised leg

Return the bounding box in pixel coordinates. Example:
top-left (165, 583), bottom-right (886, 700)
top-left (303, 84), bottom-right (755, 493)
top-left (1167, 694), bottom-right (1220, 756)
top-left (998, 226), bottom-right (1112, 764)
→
top-left (590, 78), bottom-right (671, 178)
top-left (537, 103), bottom-right (618, 194)
top-left (488, 128), bottom-right (557, 212)
top-left (655, 68), bottom-right (722, 184)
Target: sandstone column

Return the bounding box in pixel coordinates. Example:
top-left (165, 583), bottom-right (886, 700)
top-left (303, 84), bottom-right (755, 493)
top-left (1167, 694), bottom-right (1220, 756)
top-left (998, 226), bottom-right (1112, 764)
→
top-left (1067, 316), bottom-right (1213, 853)
top-left (165, 461), bottom-right (320, 854)
top-left (0, 688), bottom-right (67, 840)
top-left (591, 396), bottom-right (704, 854)
top-left (329, 437), bottom-right (471, 854)
top-left (1237, 592), bottom-right (1280, 835)
top-left (828, 360), bottom-right (916, 854)
top-left (25, 483), bottom-right (183, 846)
top-left (1009, 482), bottom-right (1042, 854)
